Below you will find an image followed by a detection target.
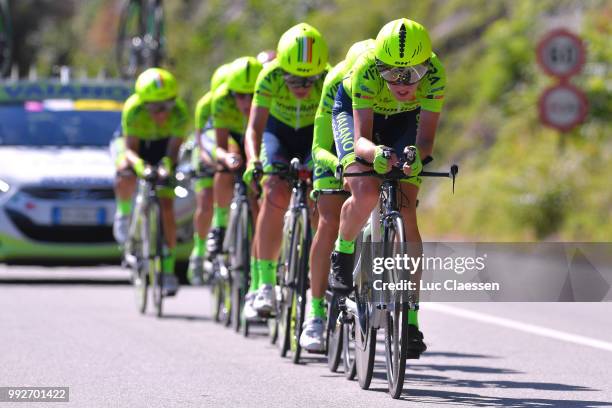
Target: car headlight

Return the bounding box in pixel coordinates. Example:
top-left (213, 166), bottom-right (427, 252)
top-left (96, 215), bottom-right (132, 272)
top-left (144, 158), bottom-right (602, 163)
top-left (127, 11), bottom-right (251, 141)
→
top-left (0, 179), bottom-right (9, 194)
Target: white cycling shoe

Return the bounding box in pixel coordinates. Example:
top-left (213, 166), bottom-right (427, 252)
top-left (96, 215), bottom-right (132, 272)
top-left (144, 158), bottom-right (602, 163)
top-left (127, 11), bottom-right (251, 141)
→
top-left (299, 317), bottom-right (325, 352)
top-left (253, 284), bottom-right (276, 315)
top-left (113, 213), bottom-right (130, 245)
top-left (243, 292), bottom-right (259, 320)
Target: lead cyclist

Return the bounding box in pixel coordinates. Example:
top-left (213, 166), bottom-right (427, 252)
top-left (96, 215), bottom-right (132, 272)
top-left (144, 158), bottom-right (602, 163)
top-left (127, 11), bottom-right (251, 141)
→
top-left (329, 19), bottom-right (447, 357)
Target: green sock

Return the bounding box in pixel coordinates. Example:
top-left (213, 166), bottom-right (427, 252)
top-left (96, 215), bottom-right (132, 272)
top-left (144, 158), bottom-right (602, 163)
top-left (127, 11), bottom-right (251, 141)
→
top-left (334, 236), bottom-right (355, 254)
top-left (117, 199), bottom-right (132, 217)
top-left (191, 234), bottom-right (206, 258)
top-left (249, 257), bottom-right (259, 293)
top-left (258, 259), bottom-right (277, 286)
top-left (408, 306), bottom-right (419, 327)
top-left (212, 206), bottom-right (228, 228)
top-left (310, 296), bottom-right (326, 319)
top-left (162, 247), bottom-right (176, 275)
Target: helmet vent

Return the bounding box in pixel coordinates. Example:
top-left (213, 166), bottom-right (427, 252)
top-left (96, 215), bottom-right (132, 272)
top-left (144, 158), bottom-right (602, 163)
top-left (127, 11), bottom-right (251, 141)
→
top-left (245, 61), bottom-right (250, 82)
top-left (398, 23), bottom-right (407, 58)
top-left (411, 42), bottom-right (422, 59)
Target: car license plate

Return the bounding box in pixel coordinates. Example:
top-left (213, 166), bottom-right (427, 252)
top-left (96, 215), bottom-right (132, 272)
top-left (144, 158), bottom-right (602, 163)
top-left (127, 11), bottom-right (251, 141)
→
top-left (52, 207), bottom-right (106, 226)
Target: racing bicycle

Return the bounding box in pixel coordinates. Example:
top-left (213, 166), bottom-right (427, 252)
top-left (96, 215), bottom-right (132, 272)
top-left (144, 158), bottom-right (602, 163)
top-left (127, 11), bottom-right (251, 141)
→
top-left (272, 158), bottom-right (313, 364)
top-left (337, 148), bottom-right (458, 398)
top-left (123, 165), bottom-right (172, 318)
top-left (209, 168), bottom-right (256, 334)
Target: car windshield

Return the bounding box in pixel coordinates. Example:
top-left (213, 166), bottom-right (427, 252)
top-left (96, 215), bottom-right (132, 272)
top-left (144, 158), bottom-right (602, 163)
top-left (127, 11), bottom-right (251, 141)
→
top-left (0, 100), bottom-right (122, 147)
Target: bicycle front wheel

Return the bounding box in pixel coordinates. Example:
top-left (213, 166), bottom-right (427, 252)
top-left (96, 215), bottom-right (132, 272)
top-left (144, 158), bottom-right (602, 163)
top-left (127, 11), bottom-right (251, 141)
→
top-left (290, 208), bottom-right (310, 364)
top-left (149, 200), bottom-right (164, 318)
top-left (231, 200), bottom-right (250, 333)
top-left (132, 211), bottom-right (148, 314)
top-left (383, 214), bottom-right (409, 399)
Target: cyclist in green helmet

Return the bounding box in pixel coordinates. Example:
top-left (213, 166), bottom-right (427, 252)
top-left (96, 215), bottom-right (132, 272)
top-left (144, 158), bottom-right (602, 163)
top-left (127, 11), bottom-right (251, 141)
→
top-left (329, 19), bottom-right (447, 358)
top-left (243, 23), bottom-right (329, 316)
top-left (299, 39), bottom-right (374, 351)
top-left (113, 67), bottom-right (189, 296)
top-left (187, 62), bottom-right (234, 284)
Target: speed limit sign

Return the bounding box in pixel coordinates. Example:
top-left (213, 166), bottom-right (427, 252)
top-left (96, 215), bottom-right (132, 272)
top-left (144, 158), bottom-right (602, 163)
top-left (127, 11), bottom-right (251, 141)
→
top-left (538, 83), bottom-right (588, 132)
top-left (537, 29), bottom-right (586, 79)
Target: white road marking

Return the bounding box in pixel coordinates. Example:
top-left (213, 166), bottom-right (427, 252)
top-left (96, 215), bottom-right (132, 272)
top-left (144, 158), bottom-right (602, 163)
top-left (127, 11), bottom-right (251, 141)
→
top-left (424, 303), bottom-right (612, 352)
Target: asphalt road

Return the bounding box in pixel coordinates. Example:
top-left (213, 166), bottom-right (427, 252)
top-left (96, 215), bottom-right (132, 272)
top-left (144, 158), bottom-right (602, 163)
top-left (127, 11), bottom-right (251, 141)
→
top-left (1, 265), bottom-right (611, 407)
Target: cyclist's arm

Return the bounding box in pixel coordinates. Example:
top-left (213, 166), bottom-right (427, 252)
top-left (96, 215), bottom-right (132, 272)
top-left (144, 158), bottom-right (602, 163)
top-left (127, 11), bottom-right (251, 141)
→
top-left (124, 135), bottom-right (141, 168)
top-left (312, 113), bottom-right (340, 173)
top-left (353, 108), bottom-right (377, 163)
top-left (165, 136), bottom-right (183, 165)
top-left (244, 105), bottom-right (269, 163)
top-left (215, 127), bottom-right (232, 165)
top-left (415, 110), bottom-right (439, 158)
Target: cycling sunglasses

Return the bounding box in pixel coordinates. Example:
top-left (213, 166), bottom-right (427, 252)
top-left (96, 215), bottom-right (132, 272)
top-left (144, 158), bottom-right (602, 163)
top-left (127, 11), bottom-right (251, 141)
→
top-left (375, 59), bottom-right (430, 85)
top-left (146, 99), bottom-right (176, 114)
top-left (283, 72), bottom-right (320, 88)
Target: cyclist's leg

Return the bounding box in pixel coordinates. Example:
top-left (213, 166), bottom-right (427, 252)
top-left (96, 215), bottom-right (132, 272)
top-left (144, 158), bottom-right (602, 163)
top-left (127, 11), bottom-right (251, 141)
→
top-left (111, 137), bottom-right (137, 244)
top-left (332, 85), bottom-right (381, 245)
top-left (209, 134), bottom-right (241, 254)
top-left (301, 168), bottom-right (345, 350)
top-left (310, 169), bottom-right (344, 309)
top-left (254, 129), bottom-right (291, 286)
top-left (189, 134), bottom-right (215, 282)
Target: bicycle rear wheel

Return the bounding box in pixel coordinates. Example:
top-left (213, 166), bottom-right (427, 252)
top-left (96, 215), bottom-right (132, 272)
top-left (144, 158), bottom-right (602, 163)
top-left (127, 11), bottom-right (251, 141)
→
top-left (277, 211), bottom-right (297, 357)
top-left (326, 294), bottom-right (342, 372)
top-left (383, 215), bottom-right (409, 398)
top-left (354, 227), bottom-right (376, 389)
top-left (342, 315), bottom-right (357, 379)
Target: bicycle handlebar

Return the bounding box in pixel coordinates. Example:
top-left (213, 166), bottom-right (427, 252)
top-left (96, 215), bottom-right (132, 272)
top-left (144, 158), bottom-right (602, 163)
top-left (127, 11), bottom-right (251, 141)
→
top-left (337, 151), bottom-right (459, 193)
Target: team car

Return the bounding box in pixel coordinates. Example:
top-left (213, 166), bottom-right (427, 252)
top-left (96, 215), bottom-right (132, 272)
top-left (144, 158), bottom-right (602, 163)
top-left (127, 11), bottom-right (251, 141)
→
top-left (0, 79), bottom-right (195, 263)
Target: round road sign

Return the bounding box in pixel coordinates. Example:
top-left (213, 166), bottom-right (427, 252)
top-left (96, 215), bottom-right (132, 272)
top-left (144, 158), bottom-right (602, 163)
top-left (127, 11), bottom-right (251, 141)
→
top-left (536, 29), bottom-right (586, 79)
top-left (538, 83), bottom-right (588, 132)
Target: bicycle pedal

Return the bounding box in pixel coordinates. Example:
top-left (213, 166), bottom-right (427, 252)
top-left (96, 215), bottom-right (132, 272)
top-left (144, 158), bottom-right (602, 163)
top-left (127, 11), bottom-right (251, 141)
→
top-left (405, 350), bottom-right (422, 360)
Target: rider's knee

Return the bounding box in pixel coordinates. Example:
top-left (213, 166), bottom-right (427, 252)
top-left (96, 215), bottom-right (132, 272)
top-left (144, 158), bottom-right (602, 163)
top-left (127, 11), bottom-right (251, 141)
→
top-left (115, 169), bottom-right (136, 188)
top-left (350, 179), bottom-right (379, 212)
top-left (262, 178), bottom-right (290, 209)
top-left (318, 206), bottom-right (341, 231)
